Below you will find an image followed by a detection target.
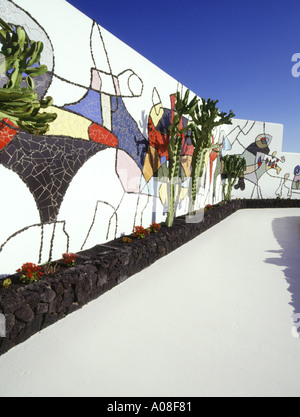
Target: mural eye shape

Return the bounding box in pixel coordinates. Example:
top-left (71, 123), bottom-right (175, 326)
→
top-left (118, 70), bottom-right (143, 97)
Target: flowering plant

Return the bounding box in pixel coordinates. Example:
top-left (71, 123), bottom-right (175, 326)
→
top-left (122, 236), bottom-right (133, 243)
top-left (17, 263), bottom-right (43, 284)
top-left (62, 252), bottom-right (77, 267)
top-left (133, 226), bottom-right (149, 239)
top-left (204, 204), bottom-right (213, 212)
top-left (149, 222), bottom-right (161, 233)
top-left (2, 278), bottom-right (12, 289)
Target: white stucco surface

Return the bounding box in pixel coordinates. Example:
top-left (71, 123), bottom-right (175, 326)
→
top-left (0, 208), bottom-right (299, 397)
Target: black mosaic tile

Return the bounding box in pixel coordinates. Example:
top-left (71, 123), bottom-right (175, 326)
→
top-left (0, 132), bottom-right (107, 223)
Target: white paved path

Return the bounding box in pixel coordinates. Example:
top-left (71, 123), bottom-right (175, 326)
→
top-left (0, 209), bottom-right (300, 397)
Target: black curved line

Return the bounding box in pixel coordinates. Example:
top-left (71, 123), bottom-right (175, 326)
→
top-left (81, 200), bottom-right (118, 250)
top-left (152, 87), bottom-right (163, 117)
top-left (127, 71), bottom-right (144, 98)
top-left (107, 191), bottom-right (125, 240)
top-left (0, 220), bottom-right (69, 261)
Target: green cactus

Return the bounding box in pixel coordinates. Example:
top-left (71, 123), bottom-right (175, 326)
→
top-left (166, 90), bottom-right (199, 227)
top-left (189, 99), bottom-right (234, 214)
top-left (0, 18), bottom-right (56, 136)
top-left (165, 91), bottom-right (235, 224)
top-left (222, 154), bottom-right (246, 202)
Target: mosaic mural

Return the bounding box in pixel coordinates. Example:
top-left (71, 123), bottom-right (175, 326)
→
top-left (222, 120), bottom-right (300, 200)
top-left (0, 0), bottom-right (299, 275)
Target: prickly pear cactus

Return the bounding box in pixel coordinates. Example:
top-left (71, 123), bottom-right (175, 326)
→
top-left (0, 17), bottom-right (56, 136)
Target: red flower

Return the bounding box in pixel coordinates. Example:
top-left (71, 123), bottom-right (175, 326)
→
top-left (204, 204), bottom-right (213, 212)
top-left (133, 226), bottom-right (149, 239)
top-left (62, 252), bottom-right (77, 267)
top-left (149, 222), bottom-right (161, 233)
top-left (17, 262), bottom-right (43, 284)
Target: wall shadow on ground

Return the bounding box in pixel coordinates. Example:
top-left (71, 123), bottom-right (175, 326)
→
top-left (265, 216), bottom-right (300, 334)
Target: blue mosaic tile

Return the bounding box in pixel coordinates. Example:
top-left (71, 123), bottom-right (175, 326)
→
top-left (111, 96), bottom-right (148, 170)
top-left (65, 90), bottom-right (103, 125)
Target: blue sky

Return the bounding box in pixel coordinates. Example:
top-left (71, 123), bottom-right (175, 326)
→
top-left (67, 0), bottom-right (300, 153)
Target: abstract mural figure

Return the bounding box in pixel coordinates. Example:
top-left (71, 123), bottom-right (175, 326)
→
top-left (292, 165), bottom-right (300, 191)
top-left (277, 164), bottom-right (300, 199)
top-left (234, 134), bottom-right (283, 199)
top-left (0, 1), bottom-right (147, 271)
top-left (276, 173), bottom-right (292, 199)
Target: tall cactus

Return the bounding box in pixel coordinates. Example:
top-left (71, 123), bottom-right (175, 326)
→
top-left (222, 154), bottom-right (246, 202)
top-left (166, 92), bottom-right (235, 225)
top-left (0, 18), bottom-right (56, 136)
top-left (166, 90), bottom-right (199, 227)
top-left (189, 99), bottom-right (234, 214)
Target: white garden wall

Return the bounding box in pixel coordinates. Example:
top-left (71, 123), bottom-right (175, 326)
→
top-left (0, 0), bottom-right (299, 275)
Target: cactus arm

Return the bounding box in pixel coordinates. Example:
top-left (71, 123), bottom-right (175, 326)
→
top-left (0, 18), bottom-right (56, 135)
top-left (166, 133), bottom-right (183, 227)
top-left (189, 143), bottom-right (219, 213)
top-left (222, 155), bottom-right (246, 201)
top-left (0, 88), bottom-right (56, 136)
top-left (166, 90), bottom-right (199, 227)
top-left (188, 98), bottom-right (235, 212)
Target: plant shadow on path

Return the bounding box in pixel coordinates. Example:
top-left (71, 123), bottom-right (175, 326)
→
top-left (265, 216), bottom-right (300, 335)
